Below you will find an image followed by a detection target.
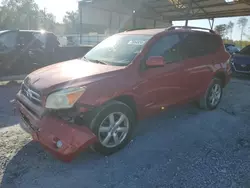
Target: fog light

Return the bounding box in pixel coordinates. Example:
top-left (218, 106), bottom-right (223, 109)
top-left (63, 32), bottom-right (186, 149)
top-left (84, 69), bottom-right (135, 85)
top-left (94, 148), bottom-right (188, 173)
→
top-left (56, 140), bottom-right (63, 148)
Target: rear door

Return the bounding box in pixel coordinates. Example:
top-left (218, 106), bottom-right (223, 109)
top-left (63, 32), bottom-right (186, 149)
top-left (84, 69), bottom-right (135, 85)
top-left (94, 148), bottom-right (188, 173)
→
top-left (136, 34), bottom-right (184, 116)
top-left (178, 32), bottom-right (217, 99)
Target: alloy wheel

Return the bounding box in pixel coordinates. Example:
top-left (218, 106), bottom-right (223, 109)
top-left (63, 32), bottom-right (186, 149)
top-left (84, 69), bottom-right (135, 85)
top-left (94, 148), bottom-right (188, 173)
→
top-left (98, 112), bottom-right (129, 148)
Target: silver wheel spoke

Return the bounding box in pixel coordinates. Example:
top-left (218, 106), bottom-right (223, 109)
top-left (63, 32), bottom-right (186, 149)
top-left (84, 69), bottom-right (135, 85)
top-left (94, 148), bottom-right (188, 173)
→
top-left (211, 97), bottom-right (215, 105)
top-left (102, 133), bottom-right (112, 145)
top-left (214, 85), bottom-right (218, 93)
top-left (98, 112), bottom-right (129, 148)
top-left (113, 133), bottom-right (120, 145)
top-left (99, 126), bottom-right (110, 133)
top-left (109, 113), bottom-right (115, 125)
top-left (117, 127), bottom-right (129, 133)
top-left (115, 114), bottom-right (126, 126)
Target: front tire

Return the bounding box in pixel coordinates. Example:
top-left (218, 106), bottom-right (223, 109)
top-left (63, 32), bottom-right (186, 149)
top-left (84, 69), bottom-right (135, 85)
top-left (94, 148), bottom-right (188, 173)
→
top-left (89, 101), bottom-right (135, 155)
top-left (199, 78), bottom-right (223, 110)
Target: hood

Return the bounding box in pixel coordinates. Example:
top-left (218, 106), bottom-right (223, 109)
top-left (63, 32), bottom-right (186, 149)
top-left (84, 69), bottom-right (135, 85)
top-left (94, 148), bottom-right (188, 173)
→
top-left (26, 59), bottom-right (125, 92)
top-left (232, 54), bottom-right (250, 65)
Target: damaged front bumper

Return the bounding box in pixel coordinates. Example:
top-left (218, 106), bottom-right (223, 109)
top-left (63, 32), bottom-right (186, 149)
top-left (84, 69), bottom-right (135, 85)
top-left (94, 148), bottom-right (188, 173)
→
top-left (16, 92), bottom-right (97, 162)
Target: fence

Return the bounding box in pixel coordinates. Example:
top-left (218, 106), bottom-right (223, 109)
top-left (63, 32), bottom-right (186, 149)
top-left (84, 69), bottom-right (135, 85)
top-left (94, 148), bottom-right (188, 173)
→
top-left (57, 34), bottom-right (108, 46)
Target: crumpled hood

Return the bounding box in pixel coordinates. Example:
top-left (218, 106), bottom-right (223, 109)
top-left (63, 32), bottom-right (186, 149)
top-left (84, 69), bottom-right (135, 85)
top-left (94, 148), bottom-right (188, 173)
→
top-left (232, 54), bottom-right (250, 65)
top-left (26, 59), bottom-right (125, 93)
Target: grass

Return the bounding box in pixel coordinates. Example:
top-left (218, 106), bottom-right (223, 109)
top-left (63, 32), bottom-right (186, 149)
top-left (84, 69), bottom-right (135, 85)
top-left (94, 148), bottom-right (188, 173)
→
top-left (0, 80), bottom-right (23, 86)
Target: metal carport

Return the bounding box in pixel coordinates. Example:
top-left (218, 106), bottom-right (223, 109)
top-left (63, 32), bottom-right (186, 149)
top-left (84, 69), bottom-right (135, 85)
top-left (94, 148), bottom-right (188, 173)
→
top-left (78, 0), bottom-right (250, 41)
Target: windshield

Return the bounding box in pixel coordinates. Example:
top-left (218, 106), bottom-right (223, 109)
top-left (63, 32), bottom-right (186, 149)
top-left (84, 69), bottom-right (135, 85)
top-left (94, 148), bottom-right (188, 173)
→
top-left (239, 45), bottom-right (250, 55)
top-left (84, 34), bottom-right (152, 66)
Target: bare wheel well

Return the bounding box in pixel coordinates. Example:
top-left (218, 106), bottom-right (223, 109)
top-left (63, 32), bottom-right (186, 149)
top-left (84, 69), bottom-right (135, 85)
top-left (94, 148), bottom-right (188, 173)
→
top-left (113, 95), bottom-right (137, 119)
top-left (214, 72), bottom-right (226, 87)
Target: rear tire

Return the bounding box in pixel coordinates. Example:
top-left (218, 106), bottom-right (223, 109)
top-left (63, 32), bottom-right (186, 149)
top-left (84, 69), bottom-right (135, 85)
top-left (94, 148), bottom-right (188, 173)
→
top-left (89, 101), bottom-right (135, 155)
top-left (199, 78), bottom-right (223, 110)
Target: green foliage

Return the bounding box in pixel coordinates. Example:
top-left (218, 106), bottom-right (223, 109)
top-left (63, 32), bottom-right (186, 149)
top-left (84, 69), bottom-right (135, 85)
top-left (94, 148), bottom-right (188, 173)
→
top-left (214, 24), bottom-right (228, 38)
top-left (223, 39), bottom-right (250, 48)
top-left (0, 0), bottom-right (56, 32)
top-left (63, 11), bottom-right (79, 34)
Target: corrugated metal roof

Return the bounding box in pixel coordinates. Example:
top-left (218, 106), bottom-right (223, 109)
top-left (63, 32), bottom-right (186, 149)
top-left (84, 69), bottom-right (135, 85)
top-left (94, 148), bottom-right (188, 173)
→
top-left (80, 0), bottom-right (250, 21)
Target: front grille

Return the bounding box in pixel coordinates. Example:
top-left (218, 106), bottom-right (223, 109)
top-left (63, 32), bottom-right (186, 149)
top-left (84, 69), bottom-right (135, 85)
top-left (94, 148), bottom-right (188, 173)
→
top-left (21, 84), bottom-right (42, 105)
top-left (20, 111), bottom-right (39, 132)
top-left (234, 64), bottom-right (250, 72)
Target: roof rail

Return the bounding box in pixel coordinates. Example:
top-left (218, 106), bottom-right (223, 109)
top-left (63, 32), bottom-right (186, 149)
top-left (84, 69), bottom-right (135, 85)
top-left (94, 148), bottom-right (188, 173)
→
top-left (167, 26), bottom-right (216, 34)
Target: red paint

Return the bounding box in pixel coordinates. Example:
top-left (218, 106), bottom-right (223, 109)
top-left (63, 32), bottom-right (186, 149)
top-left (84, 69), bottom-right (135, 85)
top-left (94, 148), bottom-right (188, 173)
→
top-left (16, 28), bottom-right (231, 161)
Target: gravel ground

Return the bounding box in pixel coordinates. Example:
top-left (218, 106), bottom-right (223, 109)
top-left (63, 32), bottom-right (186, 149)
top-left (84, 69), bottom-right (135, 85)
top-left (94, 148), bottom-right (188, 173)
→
top-left (1, 78), bottom-right (250, 188)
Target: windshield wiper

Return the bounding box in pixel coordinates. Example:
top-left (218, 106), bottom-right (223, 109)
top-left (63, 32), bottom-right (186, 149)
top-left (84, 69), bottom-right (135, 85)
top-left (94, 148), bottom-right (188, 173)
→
top-left (89, 59), bottom-right (108, 65)
top-left (83, 57), bottom-right (108, 65)
top-left (82, 56), bottom-right (90, 61)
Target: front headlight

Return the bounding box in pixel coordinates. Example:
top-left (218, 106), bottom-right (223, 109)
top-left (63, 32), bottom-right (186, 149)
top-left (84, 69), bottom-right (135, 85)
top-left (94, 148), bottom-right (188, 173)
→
top-left (45, 87), bottom-right (86, 109)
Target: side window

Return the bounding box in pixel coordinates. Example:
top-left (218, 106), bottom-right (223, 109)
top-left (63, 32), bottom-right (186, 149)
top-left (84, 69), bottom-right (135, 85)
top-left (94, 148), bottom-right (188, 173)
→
top-left (46, 33), bottom-right (60, 49)
top-left (33, 33), bottom-right (46, 49)
top-left (205, 34), bottom-right (221, 54)
top-left (0, 32), bottom-right (17, 50)
top-left (147, 34), bottom-right (182, 63)
top-left (18, 32), bottom-right (35, 47)
top-left (179, 33), bottom-right (206, 59)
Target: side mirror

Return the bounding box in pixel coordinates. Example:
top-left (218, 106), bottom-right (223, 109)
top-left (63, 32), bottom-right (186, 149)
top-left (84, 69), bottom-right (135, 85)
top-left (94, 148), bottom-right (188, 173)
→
top-left (146, 56), bottom-right (165, 67)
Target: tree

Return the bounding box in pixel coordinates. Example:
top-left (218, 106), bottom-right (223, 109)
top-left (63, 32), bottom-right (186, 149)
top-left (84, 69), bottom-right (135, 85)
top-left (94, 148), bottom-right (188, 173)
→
top-left (227, 21), bottom-right (234, 40)
top-left (63, 11), bottom-right (79, 34)
top-left (0, 0), bottom-right (57, 32)
top-left (237, 17), bottom-right (248, 43)
top-left (214, 24), bottom-right (228, 38)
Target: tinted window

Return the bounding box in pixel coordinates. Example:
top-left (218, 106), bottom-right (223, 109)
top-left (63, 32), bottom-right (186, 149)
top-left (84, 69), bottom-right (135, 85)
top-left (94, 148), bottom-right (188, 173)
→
top-left (0, 32), bottom-right (17, 49)
top-left (46, 33), bottom-right (60, 49)
top-left (147, 34), bottom-right (182, 63)
top-left (19, 32), bottom-right (35, 46)
top-left (179, 33), bottom-right (220, 59)
top-left (33, 32), bottom-right (46, 48)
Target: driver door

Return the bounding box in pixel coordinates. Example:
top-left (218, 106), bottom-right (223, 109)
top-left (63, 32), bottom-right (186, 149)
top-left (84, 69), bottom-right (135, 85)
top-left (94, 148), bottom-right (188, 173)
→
top-left (135, 34), bottom-right (185, 117)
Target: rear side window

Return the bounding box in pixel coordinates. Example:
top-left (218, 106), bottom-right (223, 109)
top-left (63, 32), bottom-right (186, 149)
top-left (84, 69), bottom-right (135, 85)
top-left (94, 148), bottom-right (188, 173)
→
top-left (179, 33), bottom-right (220, 59)
top-left (147, 34), bottom-right (183, 63)
top-left (0, 31), bottom-right (17, 49)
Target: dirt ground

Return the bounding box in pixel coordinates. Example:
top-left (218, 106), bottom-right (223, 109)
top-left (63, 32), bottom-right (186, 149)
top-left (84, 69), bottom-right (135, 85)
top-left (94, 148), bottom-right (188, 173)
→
top-left (1, 77), bottom-right (250, 188)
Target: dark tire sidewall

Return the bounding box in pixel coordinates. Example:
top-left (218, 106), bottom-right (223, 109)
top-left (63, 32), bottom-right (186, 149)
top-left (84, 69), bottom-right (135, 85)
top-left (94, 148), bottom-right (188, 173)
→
top-left (90, 101), bottom-right (135, 155)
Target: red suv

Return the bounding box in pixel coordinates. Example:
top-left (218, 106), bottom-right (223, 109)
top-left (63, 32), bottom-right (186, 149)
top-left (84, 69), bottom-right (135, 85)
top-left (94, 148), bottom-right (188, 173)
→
top-left (16, 26), bottom-right (231, 162)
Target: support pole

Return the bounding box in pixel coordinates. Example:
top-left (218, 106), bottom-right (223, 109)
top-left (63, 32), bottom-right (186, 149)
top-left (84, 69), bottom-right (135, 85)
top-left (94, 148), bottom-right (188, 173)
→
top-left (79, 2), bottom-right (83, 45)
top-left (109, 12), bottom-right (113, 35)
top-left (185, 0), bottom-right (193, 26)
top-left (208, 18), bottom-right (214, 29)
top-left (211, 18), bottom-right (214, 29)
top-left (132, 12), bottom-right (136, 29)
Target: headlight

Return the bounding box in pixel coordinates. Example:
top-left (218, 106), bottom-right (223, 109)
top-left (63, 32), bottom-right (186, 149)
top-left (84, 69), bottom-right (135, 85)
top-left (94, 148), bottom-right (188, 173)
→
top-left (45, 87), bottom-right (86, 109)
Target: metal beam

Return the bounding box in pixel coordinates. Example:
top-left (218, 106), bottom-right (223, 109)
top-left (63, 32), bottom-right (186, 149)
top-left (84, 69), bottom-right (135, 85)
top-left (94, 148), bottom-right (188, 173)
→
top-left (147, 0), bottom-right (210, 8)
top-left (155, 2), bottom-right (245, 13)
top-left (163, 8), bottom-right (250, 21)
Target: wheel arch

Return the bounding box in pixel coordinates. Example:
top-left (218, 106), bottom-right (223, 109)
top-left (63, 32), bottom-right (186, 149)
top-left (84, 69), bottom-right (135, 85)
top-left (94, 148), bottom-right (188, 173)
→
top-left (112, 95), bottom-right (138, 120)
top-left (214, 71), bottom-right (226, 87)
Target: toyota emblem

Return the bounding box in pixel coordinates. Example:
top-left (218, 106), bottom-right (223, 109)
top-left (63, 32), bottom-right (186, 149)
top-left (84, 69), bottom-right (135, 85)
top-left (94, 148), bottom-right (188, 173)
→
top-left (241, 64), bottom-right (247, 68)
